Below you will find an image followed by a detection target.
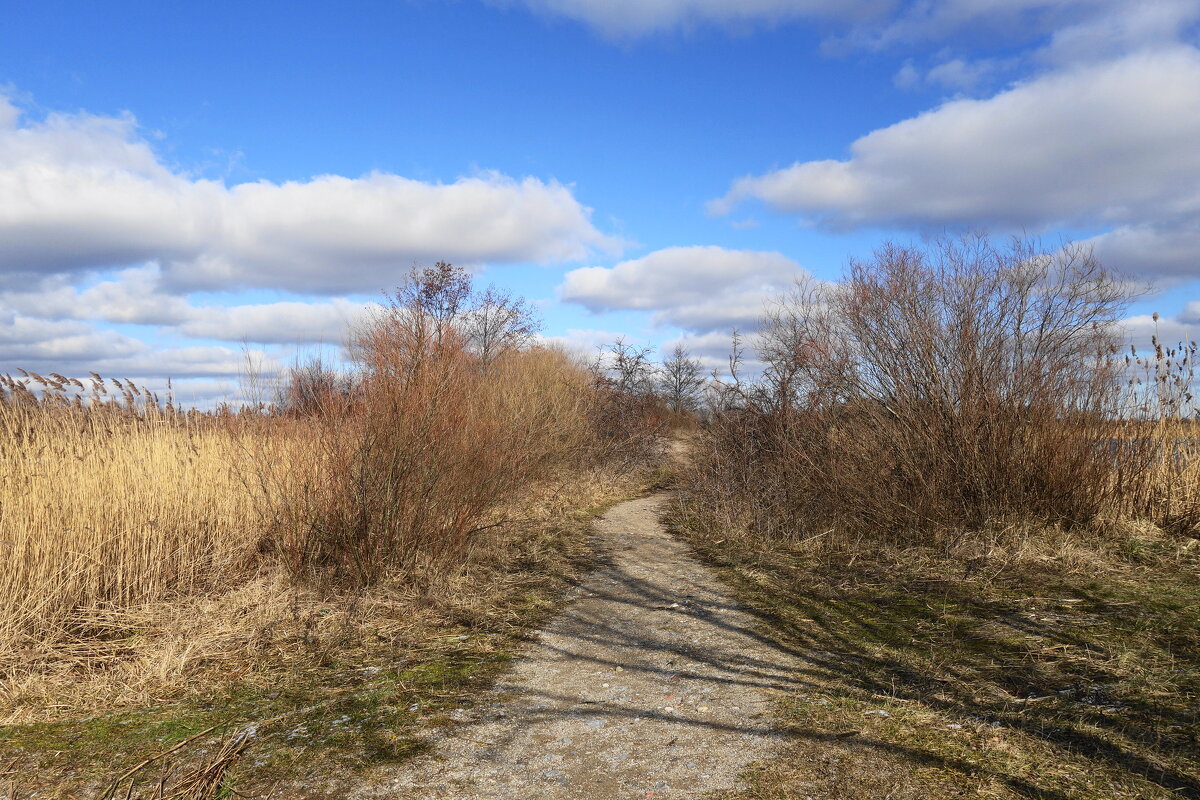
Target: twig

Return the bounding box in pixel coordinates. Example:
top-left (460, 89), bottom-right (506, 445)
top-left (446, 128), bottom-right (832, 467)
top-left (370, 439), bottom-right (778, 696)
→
top-left (100, 723), bottom-right (228, 799)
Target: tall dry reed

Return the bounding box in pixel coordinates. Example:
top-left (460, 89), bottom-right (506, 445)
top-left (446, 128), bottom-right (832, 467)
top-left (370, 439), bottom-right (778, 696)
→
top-left (0, 376), bottom-right (301, 658)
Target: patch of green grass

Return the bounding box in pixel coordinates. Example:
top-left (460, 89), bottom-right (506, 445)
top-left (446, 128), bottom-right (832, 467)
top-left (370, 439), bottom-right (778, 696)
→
top-left (2, 612), bottom-right (549, 797)
top-left (671, 515), bottom-right (1200, 800)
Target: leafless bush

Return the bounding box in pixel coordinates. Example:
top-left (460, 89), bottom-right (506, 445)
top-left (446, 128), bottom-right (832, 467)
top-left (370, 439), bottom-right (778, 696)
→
top-left (586, 338), bottom-right (668, 466)
top-left (259, 263), bottom-right (596, 586)
top-left (277, 355), bottom-right (359, 417)
top-left (686, 235), bottom-right (1149, 545)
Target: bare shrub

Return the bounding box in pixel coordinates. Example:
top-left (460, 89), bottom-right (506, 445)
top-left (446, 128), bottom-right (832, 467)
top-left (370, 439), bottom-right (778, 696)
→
top-left (277, 354), bottom-right (359, 417)
top-left (685, 235), bottom-right (1139, 545)
top-left (259, 263), bottom-right (596, 586)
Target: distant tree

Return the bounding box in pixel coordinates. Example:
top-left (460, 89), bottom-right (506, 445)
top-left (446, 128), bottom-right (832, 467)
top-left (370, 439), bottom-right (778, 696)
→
top-left (462, 285), bottom-right (542, 364)
top-left (367, 262), bottom-right (544, 375)
top-left (658, 344), bottom-right (705, 413)
top-left (402, 260), bottom-right (472, 346)
top-left (594, 338), bottom-right (658, 398)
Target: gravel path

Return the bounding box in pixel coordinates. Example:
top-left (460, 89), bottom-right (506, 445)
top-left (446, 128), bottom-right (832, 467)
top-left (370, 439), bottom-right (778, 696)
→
top-left (366, 493), bottom-right (804, 799)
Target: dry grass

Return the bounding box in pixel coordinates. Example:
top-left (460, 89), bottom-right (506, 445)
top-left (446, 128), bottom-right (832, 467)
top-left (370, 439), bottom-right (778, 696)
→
top-left (676, 235), bottom-right (1200, 798)
top-left (670, 505), bottom-right (1200, 799)
top-left (1, 463), bottom-right (646, 797)
top-left (0, 265), bottom-right (665, 747)
top-left (0, 390), bottom-right (294, 702)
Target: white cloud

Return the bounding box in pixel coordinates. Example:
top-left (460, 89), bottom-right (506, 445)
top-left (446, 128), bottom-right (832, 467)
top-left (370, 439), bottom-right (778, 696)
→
top-left (0, 98), bottom-right (617, 294)
top-left (177, 299), bottom-right (374, 345)
top-left (0, 266), bottom-right (378, 344)
top-left (560, 245), bottom-right (806, 332)
top-left (1180, 301), bottom-right (1200, 325)
top-left (1121, 312), bottom-right (1198, 350)
top-left (0, 300), bottom-right (285, 381)
top-left (833, 0), bottom-right (1200, 57)
top-left (1085, 220), bottom-right (1200, 280)
top-left (893, 55), bottom-right (1016, 92)
top-left (506, 0), bottom-right (883, 37)
top-left (83, 345), bottom-right (285, 380)
top-left (1040, 0), bottom-right (1200, 65)
top-left (0, 314), bottom-right (147, 363)
top-left (510, 0), bottom-right (1200, 56)
top-left (538, 327), bottom-right (643, 359)
top-left (713, 48), bottom-right (1200, 275)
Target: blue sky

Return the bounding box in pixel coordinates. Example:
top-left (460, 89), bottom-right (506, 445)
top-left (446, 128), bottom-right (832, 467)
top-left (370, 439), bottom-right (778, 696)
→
top-left (2, 0), bottom-right (1199, 404)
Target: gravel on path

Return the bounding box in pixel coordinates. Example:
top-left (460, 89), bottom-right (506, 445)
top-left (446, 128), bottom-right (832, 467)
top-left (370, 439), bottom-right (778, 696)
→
top-left (365, 493), bottom-right (806, 799)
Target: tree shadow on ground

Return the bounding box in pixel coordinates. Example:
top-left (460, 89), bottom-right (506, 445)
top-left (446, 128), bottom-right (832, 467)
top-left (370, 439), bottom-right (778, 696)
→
top-left (672, 533), bottom-right (1200, 799)
top-left (426, 533), bottom-right (1197, 799)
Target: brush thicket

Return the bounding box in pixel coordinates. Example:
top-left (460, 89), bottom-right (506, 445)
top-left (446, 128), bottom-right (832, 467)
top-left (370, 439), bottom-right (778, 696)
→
top-left (683, 236), bottom-right (1199, 548)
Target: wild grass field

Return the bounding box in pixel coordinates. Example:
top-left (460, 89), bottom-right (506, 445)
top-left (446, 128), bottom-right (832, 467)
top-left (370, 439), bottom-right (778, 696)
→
top-left (2, 240), bottom-right (1198, 799)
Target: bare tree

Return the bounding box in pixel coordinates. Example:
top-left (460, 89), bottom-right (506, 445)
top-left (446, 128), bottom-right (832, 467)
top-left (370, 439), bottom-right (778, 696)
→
top-left (404, 260), bottom-right (473, 344)
top-left (462, 285), bottom-right (542, 364)
top-left (363, 263), bottom-right (544, 378)
top-left (658, 344), bottom-right (705, 414)
top-left (595, 338), bottom-right (658, 397)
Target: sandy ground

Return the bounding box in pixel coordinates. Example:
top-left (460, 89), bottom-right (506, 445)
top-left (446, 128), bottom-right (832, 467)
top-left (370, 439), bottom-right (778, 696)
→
top-left (362, 493), bottom-right (803, 799)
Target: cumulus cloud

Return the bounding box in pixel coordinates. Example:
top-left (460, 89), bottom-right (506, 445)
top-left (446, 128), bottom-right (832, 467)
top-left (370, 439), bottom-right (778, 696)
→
top-left (0, 266), bottom-right (378, 344)
top-left (1039, 0), bottom-right (1200, 65)
top-left (832, 0), bottom-right (1200, 58)
top-left (0, 98), bottom-right (617, 294)
top-left (1121, 312), bottom-right (1199, 351)
top-left (1085, 221), bottom-right (1200, 281)
top-left (560, 245), bottom-right (806, 332)
top-left (176, 299), bottom-right (374, 345)
top-left (0, 314), bottom-right (147, 363)
top-left (538, 327), bottom-right (645, 359)
top-left (0, 301), bottom-right (284, 383)
top-left (713, 48), bottom-right (1200, 277)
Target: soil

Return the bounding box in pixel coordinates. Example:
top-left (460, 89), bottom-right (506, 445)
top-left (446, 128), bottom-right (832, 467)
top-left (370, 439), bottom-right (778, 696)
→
top-left (359, 493), bottom-right (803, 799)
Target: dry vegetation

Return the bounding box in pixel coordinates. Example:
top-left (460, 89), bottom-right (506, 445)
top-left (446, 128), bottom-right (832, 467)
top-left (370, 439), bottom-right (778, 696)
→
top-left (0, 263), bottom-right (665, 795)
top-left (674, 235), bottom-right (1200, 798)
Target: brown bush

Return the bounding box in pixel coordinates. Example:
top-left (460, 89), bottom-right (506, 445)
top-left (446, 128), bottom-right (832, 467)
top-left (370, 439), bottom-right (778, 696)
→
top-left (685, 235), bottom-right (1159, 545)
top-left (256, 263), bottom-right (599, 586)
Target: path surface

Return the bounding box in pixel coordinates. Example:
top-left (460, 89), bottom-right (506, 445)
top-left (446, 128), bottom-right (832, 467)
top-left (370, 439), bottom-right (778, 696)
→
top-left (366, 494), bottom-right (803, 799)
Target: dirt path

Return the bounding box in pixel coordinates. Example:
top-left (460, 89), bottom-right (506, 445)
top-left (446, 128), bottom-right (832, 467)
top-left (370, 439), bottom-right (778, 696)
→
top-left (363, 494), bottom-right (803, 799)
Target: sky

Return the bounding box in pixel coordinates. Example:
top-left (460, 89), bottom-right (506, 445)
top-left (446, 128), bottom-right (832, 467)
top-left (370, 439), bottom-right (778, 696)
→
top-left (2, 0), bottom-right (1199, 405)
